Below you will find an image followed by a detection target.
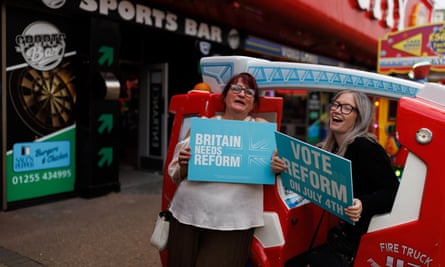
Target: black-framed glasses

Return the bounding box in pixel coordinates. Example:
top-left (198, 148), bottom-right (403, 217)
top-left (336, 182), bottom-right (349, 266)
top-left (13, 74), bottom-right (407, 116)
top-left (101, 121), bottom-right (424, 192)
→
top-left (329, 101), bottom-right (356, 115)
top-left (230, 84), bottom-right (256, 97)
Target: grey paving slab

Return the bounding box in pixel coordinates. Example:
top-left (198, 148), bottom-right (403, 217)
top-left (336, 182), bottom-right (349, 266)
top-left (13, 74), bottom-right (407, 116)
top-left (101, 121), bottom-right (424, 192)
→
top-left (0, 165), bottom-right (164, 267)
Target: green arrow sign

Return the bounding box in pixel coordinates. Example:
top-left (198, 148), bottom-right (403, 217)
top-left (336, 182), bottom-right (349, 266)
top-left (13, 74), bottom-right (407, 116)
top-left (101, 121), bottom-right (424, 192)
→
top-left (98, 113), bottom-right (113, 134)
top-left (98, 46), bottom-right (114, 66)
top-left (98, 147), bottom-right (113, 167)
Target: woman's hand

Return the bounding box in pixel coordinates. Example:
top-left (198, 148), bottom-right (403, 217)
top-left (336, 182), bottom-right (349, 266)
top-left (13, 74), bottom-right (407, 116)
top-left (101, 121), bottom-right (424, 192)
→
top-left (178, 147), bottom-right (191, 167)
top-left (345, 198), bottom-right (363, 222)
top-left (271, 150), bottom-right (287, 174)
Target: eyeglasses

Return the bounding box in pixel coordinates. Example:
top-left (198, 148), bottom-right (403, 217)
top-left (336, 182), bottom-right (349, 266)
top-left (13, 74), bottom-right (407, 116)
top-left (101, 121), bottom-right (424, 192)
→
top-left (329, 101), bottom-right (356, 115)
top-left (230, 84), bottom-right (256, 97)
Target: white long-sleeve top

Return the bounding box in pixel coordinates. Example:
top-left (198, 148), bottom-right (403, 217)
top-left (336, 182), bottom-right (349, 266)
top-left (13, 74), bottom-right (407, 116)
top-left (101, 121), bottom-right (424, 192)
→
top-left (167, 116), bottom-right (264, 230)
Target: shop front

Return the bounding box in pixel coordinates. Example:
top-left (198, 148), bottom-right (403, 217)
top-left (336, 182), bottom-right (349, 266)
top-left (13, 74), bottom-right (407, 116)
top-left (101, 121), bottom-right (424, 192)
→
top-left (0, 0), bottom-right (434, 209)
top-left (0, 0), bottom-right (258, 209)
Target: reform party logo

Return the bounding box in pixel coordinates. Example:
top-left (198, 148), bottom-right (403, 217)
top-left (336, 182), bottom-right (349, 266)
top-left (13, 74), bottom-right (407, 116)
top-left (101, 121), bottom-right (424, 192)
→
top-left (15, 21), bottom-right (66, 71)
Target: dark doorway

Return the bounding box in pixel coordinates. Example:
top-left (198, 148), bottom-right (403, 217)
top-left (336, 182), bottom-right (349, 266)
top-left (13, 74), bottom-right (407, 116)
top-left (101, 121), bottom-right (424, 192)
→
top-left (118, 63), bottom-right (140, 167)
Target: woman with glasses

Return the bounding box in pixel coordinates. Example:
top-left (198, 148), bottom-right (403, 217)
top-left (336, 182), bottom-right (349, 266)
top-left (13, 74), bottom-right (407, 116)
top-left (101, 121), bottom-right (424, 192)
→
top-left (271, 90), bottom-right (399, 267)
top-left (166, 72), bottom-right (269, 267)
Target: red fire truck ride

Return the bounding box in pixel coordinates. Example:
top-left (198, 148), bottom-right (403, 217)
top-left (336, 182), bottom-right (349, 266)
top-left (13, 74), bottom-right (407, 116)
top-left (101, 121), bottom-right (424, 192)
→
top-left (160, 56), bottom-right (443, 267)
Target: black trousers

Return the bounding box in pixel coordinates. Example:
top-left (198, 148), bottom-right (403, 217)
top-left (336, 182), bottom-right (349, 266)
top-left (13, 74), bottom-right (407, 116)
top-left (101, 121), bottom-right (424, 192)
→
top-left (304, 242), bottom-right (353, 267)
top-left (303, 223), bottom-right (355, 267)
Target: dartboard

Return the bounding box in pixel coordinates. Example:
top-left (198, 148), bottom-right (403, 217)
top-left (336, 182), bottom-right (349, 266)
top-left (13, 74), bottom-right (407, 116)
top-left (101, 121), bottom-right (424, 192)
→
top-left (8, 62), bottom-right (76, 136)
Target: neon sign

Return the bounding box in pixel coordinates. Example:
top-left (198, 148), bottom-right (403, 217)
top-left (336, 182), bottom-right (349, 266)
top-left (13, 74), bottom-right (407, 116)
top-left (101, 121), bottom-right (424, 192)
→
top-left (356, 0), bottom-right (408, 30)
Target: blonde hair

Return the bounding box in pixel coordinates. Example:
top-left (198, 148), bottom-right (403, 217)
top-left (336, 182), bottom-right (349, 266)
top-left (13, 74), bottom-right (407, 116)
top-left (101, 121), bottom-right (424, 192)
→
top-left (322, 90), bottom-right (377, 156)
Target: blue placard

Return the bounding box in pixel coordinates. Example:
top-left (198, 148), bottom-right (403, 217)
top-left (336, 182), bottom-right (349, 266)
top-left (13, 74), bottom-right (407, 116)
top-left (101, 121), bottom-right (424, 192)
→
top-left (188, 118), bottom-right (277, 184)
top-left (13, 141), bottom-right (70, 172)
top-left (275, 131), bottom-right (354, 224)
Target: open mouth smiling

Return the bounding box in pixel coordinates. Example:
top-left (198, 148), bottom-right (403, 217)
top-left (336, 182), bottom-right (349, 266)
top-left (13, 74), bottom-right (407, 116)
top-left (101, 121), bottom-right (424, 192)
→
top-left (332, 115), bottom-right (343, 123)
top-left (234, 99), bottom-right (246, 105)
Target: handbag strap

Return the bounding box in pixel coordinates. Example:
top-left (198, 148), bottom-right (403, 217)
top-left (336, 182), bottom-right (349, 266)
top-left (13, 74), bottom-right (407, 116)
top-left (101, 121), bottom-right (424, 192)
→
top-left (308, 210), bottom-right (325, 251)
top-left (159, 210), bottom-right (172, 221)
